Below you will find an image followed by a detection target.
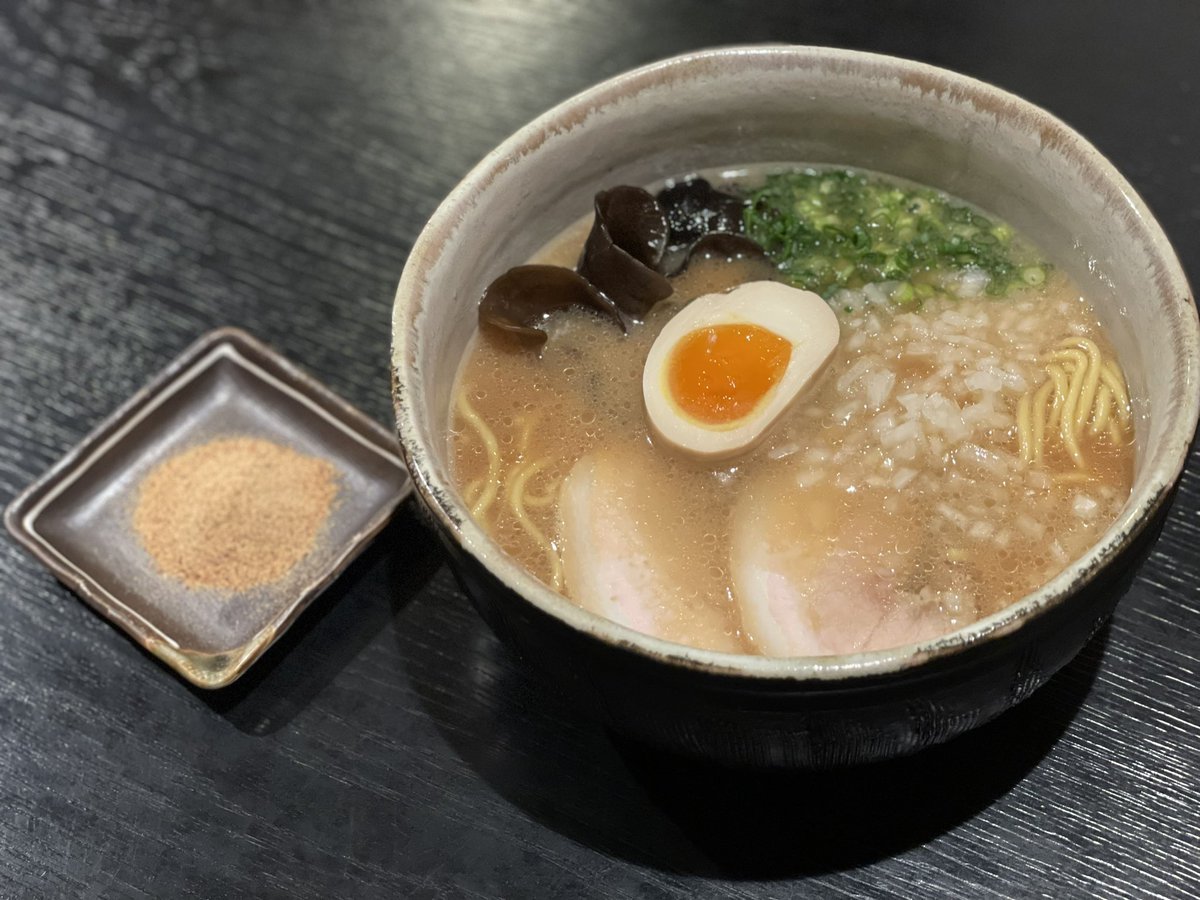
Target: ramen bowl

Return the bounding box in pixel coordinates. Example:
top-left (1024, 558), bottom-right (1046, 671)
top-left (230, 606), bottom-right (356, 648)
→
top-left (391, 46), bottom-right (1199, 766)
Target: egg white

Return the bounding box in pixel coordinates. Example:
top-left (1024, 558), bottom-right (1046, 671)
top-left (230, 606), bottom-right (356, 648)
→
top-left (642, 280), bottom-right (840, 460)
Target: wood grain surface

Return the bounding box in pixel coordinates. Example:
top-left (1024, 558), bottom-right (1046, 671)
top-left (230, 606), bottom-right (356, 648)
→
top-left (2, 1), bottom-right (1198, 897)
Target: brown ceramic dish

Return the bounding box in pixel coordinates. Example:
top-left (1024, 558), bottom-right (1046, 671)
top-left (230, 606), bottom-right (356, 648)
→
top-left (7, 327), bottom-right (411, 688)
top-left (391, 46), bottom-right (1200, 766)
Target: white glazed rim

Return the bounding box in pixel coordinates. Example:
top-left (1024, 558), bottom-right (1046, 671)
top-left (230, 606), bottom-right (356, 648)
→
top-left (392, 45), bottom-right (1200, 682)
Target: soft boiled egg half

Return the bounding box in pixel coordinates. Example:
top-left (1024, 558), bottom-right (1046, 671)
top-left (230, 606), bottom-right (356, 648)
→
top-left (642, 281), bottom-right (840, 460)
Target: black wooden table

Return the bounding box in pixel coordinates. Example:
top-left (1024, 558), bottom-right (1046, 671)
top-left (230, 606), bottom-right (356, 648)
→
top-left (3, 2), bottom-right (1198, 897)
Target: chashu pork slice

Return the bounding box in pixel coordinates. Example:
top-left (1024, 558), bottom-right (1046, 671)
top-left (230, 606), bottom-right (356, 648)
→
top-left (730, 475), bottom-right (953, 656)
top-left (557, 446), bottom-right (743, 653)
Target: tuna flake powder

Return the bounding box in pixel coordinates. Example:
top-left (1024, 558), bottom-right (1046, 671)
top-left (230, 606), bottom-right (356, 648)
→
top-left (132, 436), bottom-right (339, 592)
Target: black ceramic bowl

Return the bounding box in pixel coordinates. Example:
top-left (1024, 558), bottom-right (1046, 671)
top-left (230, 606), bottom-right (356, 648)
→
top-left (391, 47), bottom-right (1200, 766)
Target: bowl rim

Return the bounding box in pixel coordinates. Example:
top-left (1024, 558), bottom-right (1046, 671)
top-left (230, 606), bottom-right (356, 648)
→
top-left (392, 44), bottom-right (1200, 683)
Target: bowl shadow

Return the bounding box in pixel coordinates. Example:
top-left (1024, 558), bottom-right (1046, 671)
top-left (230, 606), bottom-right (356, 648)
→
top-left (618, 628), bottom-right (1109, 876)
top-left (200, 499), bottom-right (443, 734)
top-left (407, 610), bottom-right (1110, 878)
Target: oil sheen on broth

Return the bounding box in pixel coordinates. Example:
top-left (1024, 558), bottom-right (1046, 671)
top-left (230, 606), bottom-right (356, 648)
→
top-left (449, 167), bottom-right (1134, 656)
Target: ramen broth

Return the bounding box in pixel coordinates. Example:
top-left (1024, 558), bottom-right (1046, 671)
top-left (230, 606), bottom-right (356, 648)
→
top-left (449, 169), bottom-right (1134, 656)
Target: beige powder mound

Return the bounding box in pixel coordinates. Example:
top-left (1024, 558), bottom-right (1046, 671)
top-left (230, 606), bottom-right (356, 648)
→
top-left (133, 436), bottom-right (339, 592)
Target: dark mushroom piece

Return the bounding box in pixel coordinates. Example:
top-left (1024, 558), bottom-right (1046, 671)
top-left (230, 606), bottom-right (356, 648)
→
top-left (577, 186), bottom-right (673, 318)
top-left (670, 232), bottom-right (769, 277)
top-left (656, 177), bottom-right (749, 249)
top-left (478, 264), bottom-right (630, 350)
top-left (477, 182), bottom-right (766, 354)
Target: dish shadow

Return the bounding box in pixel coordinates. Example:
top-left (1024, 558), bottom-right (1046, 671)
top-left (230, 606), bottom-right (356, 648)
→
top-left (201, 499), bottom-right (442, 734)
top-left (409, 612), bottom-right (1110, 878)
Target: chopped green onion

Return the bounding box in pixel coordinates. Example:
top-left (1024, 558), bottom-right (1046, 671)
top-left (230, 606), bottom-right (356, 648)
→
top-left (891, 281), bottom-right (917, 307)
top-left (743, 169), bottom-right (1046, 299)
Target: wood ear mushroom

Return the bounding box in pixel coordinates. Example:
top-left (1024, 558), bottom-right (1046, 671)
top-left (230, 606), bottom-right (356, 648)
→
top-left (478, 265), bottom-right (630, 349)
top-left (577, 186), bottom-right (673, 317)
top-left (476, 183), bottom-right (767, 350)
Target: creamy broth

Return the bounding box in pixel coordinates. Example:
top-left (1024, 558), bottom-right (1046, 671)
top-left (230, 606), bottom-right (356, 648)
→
top-left (449, 171), bottom-right (1134, 656)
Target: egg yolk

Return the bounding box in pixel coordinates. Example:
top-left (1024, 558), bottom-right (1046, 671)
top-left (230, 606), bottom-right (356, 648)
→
top-left (667, 324), bottom-right (792, 425)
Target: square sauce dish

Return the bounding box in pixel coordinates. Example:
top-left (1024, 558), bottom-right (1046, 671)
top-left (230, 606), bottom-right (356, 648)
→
top-left (6, 327), bottom-right (412, 688)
